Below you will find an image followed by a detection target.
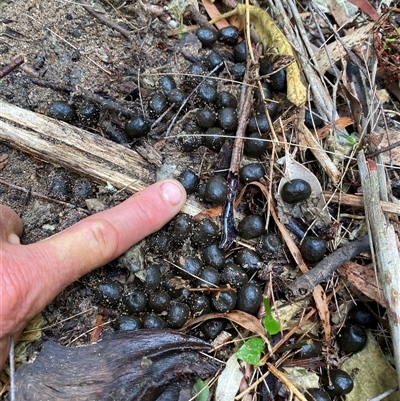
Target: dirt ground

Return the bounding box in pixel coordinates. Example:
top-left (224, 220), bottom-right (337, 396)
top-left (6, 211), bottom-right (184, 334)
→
top-left (1, 0), bottom-right (400, 400)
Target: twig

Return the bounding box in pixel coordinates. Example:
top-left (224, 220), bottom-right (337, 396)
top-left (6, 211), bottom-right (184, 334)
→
top-left (165, 62), bottom-right (223, 137)
top-left (30, 78), bottom-right (74, 93)
top-left (0, 178), bottom-right (90, 214)
top-left (9, 336), bottom-right (15, 401)
top-left (358, 150), bottom-right (400, 386)
top-left (287, 234), bottom-right (370, 299)
top-left (0, 55), bottom-right (25, 79)
top-left (80, 3), bottom-right (131, 39)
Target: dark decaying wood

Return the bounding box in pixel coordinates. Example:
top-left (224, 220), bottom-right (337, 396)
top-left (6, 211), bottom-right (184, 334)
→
top-left (0, 99), bottom-right (204, 216)
top-left (14, 330), bottom-right (219, 401)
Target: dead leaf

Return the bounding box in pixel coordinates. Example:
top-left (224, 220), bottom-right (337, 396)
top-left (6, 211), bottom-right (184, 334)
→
top-left (347, 0), bottom-right (380, 21)
top-left (215, 354), bottom-right (243, 401)
top-left (0, 154), bottom-right (9, 170)
top-left (201, 0), bottom-right (230, 29)
top-left (210, 5), bottom-right (306, 106)
top-left (183, 310), bottom-right (269, 343)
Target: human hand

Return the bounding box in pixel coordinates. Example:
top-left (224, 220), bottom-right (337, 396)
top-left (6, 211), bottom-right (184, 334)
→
top-left (0, 179), bottom-right (186, 367)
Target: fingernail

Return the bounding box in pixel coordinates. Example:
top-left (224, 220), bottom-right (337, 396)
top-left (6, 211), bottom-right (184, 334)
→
top-left (161, 181), bottom-right (183, 206)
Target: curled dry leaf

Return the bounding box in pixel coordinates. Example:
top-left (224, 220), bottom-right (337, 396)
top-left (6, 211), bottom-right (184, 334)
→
top-left (210, 5), bottom-right (306, 106)
top-left (277, 154), bottom-right (331, 228)
top-left (183, 309), bottom-right (269, 343)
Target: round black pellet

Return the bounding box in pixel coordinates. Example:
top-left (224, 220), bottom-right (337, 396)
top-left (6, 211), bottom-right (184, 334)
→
top-left (168, 88), bottom-right (186, 107)
top-left (238, 215), bottom-right (265, 240)
top-left (205, 175), bottom-right (227, 205)
top-left (114, 316), bottom-right (142, 331)
top-left (198, 84), bottom-right (218, 103)
top-left (300, 236), bottom-right (326, 263)
top-left (281, 179), bottom-right (312, 203)
top-left (211, 289), bottom-right (237, 312)
top-left (125, 115), bottom-right (150, 139)
top-left (233, 41), bottom-right (247, 62)
top-left (159, 75), bottom-right (176, 95)
top-left (220, 26), bottom-right (239, 45)
top-left (202, 243), bottom-right (225, 269)
top-left (48, 100), bottom-right (76, 122)
top-left (197, 108), bottom-right (216, 128)
top-left (200, 318), bottom-right (227, 340)
top-left (204, 127), bottom-right (226, 151)
top-left (142, 314), bottom-right (167, 329)
top-left (237, 283), bottom-right (262, 315)
top-left (148, 93), bottom-right (168, 115)
top-left (217, 91), bottom-right (237, 109)
top-left (95, 280), bottom-right (123, 307)
top-left (337, 324), bottom-right (367, 353)
top-left (196, 27), bottom-right (218, 47)
top-left (167, 302), bottom-right (190, 328)
top-left (192, 218), bottom-right (220, 246)
top-left (244, 132), bottom-right (269, 158)
top-left (239, 163), bottom-right (265, 183)
top-left (178, 169), bottom-right (200, 195)
top-left (148, 291), bottom-right (171, 313)
top-left (124, 290), bottom-right (148, 314)
top-left (218, 107), bottom-right (238, 131)
top-left (206, 51), bottom-right (224, 72)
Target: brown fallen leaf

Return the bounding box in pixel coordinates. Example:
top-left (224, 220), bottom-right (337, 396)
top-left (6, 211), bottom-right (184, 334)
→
top-left (0, 154), bottom-right (9, 170)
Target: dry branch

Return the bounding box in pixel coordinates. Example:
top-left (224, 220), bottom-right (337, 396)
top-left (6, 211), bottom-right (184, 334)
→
top-left (358, 150), bottom-right (400, 386)
top-left (0, 99), bottom-right (204, 216)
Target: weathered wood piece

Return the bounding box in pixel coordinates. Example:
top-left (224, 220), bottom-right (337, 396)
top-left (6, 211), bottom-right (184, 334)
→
top-left (14, 330), bottom-right (218, 401)
top-left (0, 99), bottom-right (204, 216)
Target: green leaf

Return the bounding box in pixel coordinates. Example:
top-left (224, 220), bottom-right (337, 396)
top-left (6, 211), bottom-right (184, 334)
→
top-left (193, 378), bottom-right (209, 401)
top-left (236, 337), bottom-right (265, 366)
top-left (262, 297), bottom-right (281, 334)
top-left (262, 317), bottom-right (281, 335)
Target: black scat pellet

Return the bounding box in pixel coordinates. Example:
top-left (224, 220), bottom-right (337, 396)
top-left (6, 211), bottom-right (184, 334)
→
top-left (337, 324), bottom-right (367, 353)
top-left (259, 62), bottom-right (287, 92)
top-left (48, 100), bottom-right (76, 122)
top-left (196, 27), bottom-right (219, 47)
top-left (72, 177), bottom-right (94, 200)
top-left (202, 243), bottom-right (225, 269)
top-left (347, 303), bottom-right (377, 329)
top-left (236, 283), bottom-right (262, 315)
top-left (204, 127), bottom-right (226, 152)
top-left (221, 262), bottom-right (248, 288)
top-left (192, 218), bottom-right (219, 246)
top-left (104, 124), bottom-right (128, 144)
top-left (198, 83), bottom-right (218, 103)
top-left (48, 174), bottom-right (70, 198)
top-left (142, 314), bottom-right (167, 329)
top-left (158, 75), bottom-right (176, 95)
top-left (200, 318), bottom-right (227, 340)
top-left (146, 231), bottom-right (171, 254)
top-left (148, 92), bottom-right (168, 116)
top-left (217, 91), bottom-right (237, 109)
top-left (247, 113), bottom-right (270, 134)
top-left (211, 288), bottom-right (237, 312)
top-left (145, 264), bottom-right (162, 290)
top-left (233, 41), bottom-right (247, 63)
top-left (125, 115), bottom-right (150, 139)
top-left (170, 214), bottom-right (193, 243)
top-left (179, 256), bottom-right (203, 280)
top-left (244, 132), bottom-right (268, 158)
top-left (239, 163), bottom-right (265, 183)
top-left (298, 340), bottom-right (322, 359)
top-left (124, 290), bottom-right (148, 314)
top-left (235, 248), bottom-right (261, 271)
top-left (95, 280), bottom-right (124, 307)
top-left (305, 388), bottom-right (332, 401)
top-left (220, 26), bottom-right (239, 45)
top-left (300, 236), bottom-right (326, 263)
top-left (218, 107), bottom-right (238, 131)
top-left (178, 131), bottom-right (203, 152)
top-left (281, 179), bottom-right (312, 203)
top-left (231, 63), bottom-right (246, 81)
top-left (321, 369), bottom-right (354, 396)
top-left (77, 101), bottom-right (99, 125)
top-left (305, 108), bottom-right (324, 128)
top-left (197, 266), bottom-right (220, 287)
top-left (197, 108), bottom-right (216, 129)
top-left (188, 64), bottom-right (207, 85)
top-left (254, 82), bottom-right (272, 102)
top-left (114, 316), bottom-right (142, 331)
top-left (258, 233), bottom-right (283, 255)
top-left (177, 169), bottom-right (200, 195)
top-left (167, 302), bottom-right (190, 328)
top-left (238, 215), bottom-right (265, 240)
top-left (147, 291), bottom-right (171, 313)
top-left (205, 175), bottom-right (227, 205)
top-left (167, 88), bottom-right (186, 107)
top-left (206, 51), bottom-right (224, 72)
top-left (189, 293), bottom-right (211, 316)
top-left (256, 101), bottom-right (278, 118)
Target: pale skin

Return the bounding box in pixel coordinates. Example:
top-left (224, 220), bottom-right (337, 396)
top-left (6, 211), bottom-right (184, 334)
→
top-left (0, 179), bottom-right (186, 368)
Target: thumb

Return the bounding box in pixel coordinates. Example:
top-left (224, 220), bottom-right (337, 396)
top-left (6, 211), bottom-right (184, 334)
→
top-left (0, 205), bottom-right (23, 244)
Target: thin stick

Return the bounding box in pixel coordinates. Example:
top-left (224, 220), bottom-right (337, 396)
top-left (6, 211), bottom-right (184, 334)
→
top-left (80, 3), bottom-right (131, 39)
top-left (0, 178), bottom-right (90, 214)
top-left (0, 55), bottom-right (25, 79)
top-left (165, 62), bottom-right (223, 137)
top-left (9, 336), bottom-right (15, 401)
